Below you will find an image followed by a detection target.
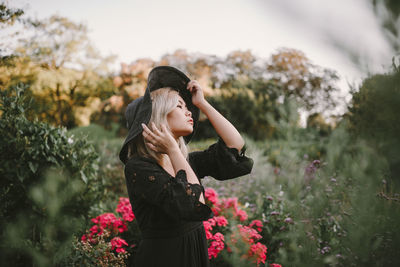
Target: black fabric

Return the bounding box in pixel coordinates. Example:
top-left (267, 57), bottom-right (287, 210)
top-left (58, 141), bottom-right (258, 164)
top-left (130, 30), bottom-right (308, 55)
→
top-left (124, 138), bottom-right (254, 267)
top-left (189, 137), bottom-right (254, 180)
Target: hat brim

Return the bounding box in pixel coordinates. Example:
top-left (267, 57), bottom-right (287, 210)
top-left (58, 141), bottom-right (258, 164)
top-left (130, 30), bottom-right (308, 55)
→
top-left (119, 66), bottom-right (199, 164)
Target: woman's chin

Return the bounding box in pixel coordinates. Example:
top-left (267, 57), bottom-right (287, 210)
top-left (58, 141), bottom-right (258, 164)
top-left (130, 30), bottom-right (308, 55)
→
top-left (183, 129), bottom-right (193, 136)
top-left (176, 128), bottom-right (193, 137)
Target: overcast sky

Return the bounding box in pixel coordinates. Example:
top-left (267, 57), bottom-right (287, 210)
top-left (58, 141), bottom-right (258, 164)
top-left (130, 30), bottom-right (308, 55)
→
top-left (9, 0), bottom-right (395, 122)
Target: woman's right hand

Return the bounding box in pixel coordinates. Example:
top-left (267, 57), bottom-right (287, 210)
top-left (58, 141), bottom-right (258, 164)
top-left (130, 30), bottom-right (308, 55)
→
top-left (142, 122), bottom-right (179, 155)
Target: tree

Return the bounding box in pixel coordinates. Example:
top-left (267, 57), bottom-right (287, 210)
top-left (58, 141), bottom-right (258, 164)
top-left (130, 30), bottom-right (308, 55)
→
top-left (0, 3), bottom-right (23, 25)
top-left (266, 48), bottom-right (340, 114)
top-left (347, 63), bottom-right (400, 184)
top-left (2, 14), bottom-right (116, 128)
top-left (0, 2), bottom-right (24, 67)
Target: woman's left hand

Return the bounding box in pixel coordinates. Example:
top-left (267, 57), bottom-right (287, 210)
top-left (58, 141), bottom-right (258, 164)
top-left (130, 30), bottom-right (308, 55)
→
top-left (187, 80), bottom-right (205, 107)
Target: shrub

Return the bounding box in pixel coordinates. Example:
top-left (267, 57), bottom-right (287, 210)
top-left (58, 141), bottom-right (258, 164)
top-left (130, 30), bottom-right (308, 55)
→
top-left (0, 84), bottom-right (101, 266)
top-left (347, 65), bottom-right (400, 185)
top-left (69, 197), bottom-right (138, 267)
top-left (195, 80), bottom-right (282, 141)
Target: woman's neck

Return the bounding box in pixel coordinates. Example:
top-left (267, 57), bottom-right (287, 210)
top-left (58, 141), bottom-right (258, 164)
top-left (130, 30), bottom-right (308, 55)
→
top-left (158, 154), bottom-right (175, 176)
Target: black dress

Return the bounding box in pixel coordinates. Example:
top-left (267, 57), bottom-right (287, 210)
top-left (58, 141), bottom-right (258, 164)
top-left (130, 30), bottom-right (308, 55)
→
top-left (124, 137), bottom-right (254, 267)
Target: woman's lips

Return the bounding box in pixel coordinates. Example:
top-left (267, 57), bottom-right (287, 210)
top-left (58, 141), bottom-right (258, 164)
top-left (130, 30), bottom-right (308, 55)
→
top-left (188, 119), bottom-right (193, 125)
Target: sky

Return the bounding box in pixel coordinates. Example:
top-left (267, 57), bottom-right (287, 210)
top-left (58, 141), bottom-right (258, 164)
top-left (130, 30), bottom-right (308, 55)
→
top-left (8, 0), bottom-right (395, 123)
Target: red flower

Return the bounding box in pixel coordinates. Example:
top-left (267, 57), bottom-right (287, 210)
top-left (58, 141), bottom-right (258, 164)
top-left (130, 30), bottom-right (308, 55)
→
top-left (249, 219), bottom-right (263, 232)
top-left (214, 216), bottom-right (228, 227)
top-left (236, 209), bottom-right (248, 221)
top-left (110, 237), bottom-right (128, 253)
top-left (203, 221), bottom-right (213, 240)
top-left (205, 188), bottom-right (219, 205)
top-left (270, 264), bottom-right (282, 267)
top-left (203, 221), bottom-right (213, 231)
top-left (91, 213), bottom-right (128, 235)
top-left (213, 232), bottom-right (225, 242)
top-left (235, 225), bottom-right (262, 244)
top-left (248, 242), bottom-right (267, 266)
top-left (116, 197), bottom-right (135, 222)
top-left (208, 233), bottom-right (225, 259)
top-left (223, 197), bottom-right (239, 210)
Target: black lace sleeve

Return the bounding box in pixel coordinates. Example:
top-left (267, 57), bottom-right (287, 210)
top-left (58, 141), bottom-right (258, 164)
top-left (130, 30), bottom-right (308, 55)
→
top-left (188, 137), bottom-right (254, 180)
top-left (124, 158), bottom-right (213, 222)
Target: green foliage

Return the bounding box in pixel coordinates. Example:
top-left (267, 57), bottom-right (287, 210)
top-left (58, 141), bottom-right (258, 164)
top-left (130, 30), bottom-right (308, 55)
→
top-left (0, 3), bottom-right (24, 25)
top-left (1, 12), bottom-right (117, 128)
top-left (204, 118), bottom-right (400, 266)
top-left (67, 231), bottom-right (129, 267)
top-left (2, 169), bottom-right (88, 266)
top-left (348, 65), bottom-right (400, 184)
top-left (68, 124), bottom-right (126, 216)
top-left (0, 84), bottom-right (102, 266)
top-left (195, 79), bottom-right (283, 141)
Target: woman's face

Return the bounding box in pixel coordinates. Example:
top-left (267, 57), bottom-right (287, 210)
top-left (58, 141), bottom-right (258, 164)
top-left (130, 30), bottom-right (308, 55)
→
top-left (167, 95), bottom-right (193, 139)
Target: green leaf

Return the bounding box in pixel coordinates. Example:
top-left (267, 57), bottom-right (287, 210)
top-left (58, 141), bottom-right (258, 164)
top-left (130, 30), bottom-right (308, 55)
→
top-left (28, 161), bottom-right (38, 173)
top-left (80, 170), bottom-right (87, 184)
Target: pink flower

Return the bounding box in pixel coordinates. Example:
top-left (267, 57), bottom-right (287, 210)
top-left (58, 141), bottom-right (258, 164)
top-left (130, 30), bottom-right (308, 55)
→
top-left (203, 221), bottom-right (213, 239)
top-left (81, 234), bottom-right (87, 242)
top-left (248, 242), bottom-right (267, 266)
top-left (223, 197), bottom-right (238, 210)
top-left (270, 264), bottom-right (282, 267)
top-left (91, 213), bottom-right (128, 235)
top-left (213, 232), bottom-right (225, 242)
top-left (90, 225), bottom-right (102, 235)
top-left (249, 220), bottom-right (263, 232)
top-left (214, 216), bottom-right (228, 227)
top-left (211, 205), bottom-right (221, 216)
top-left (203, 221), bottom-right (213, 231)
top-left (236, 225), bottom-right (262, 244)
top-left (284, 217), bottom-right (293, 224)
top-left (116, 197), bottom-right (135, 222)
top-left (236, 209), bottom-right (248, 221)
top-left (208, 218), bottom-right (216, 227)
top-left (110, 237), bottom-right (128, 253)
top-left (205, 230), bottom-right (213, 239)
top-left (208, 235), bottom-right (225, 259)
top-left (205, 188), bottom-right (219, 205)
top-left (116, 247), bottom-right (126, 253)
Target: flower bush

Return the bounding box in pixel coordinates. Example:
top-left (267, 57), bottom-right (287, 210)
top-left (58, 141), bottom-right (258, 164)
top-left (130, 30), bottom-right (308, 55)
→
top-left (71, 230), bottom-right (129, 267)
top-left (203, 188), bottom-right (279, 267)
top-left (75, 197), bottom-right (136, 266)
top-left (75, 190), bottom-right (279, 266)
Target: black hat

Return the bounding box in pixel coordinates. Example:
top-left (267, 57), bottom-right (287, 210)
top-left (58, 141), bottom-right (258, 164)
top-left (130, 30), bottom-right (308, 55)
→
top-left (119, 66), bottom-right (199, 164)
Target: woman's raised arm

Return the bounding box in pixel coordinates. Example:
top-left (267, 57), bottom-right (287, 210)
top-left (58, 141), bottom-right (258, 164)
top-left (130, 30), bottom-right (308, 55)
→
top-left (187, 80), bottom-right (245, 152)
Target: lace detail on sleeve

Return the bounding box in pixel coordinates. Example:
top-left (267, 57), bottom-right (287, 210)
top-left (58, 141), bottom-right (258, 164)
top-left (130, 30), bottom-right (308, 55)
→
top-left (125, 159), bottom-right (213, 222)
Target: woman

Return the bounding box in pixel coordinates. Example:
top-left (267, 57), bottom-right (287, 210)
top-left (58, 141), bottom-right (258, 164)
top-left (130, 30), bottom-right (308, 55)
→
top-left (119, 66), bottom-right (254, 267)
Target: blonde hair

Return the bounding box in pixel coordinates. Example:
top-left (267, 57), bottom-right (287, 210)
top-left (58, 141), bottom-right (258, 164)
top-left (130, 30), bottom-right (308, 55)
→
top-left (127, 87), bottom-right (189, 162)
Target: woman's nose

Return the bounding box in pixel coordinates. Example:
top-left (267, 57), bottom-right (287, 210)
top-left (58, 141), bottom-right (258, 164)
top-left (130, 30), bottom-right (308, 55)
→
top-left (186, 110), bottom-right (192, 117)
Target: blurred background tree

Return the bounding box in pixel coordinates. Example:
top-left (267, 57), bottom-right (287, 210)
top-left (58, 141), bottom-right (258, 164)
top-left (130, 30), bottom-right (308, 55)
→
top-left (0, 3), bottom-right (24, 66)
top-left (106, 48), bottom-right (340, 140)
top-left (347, 63), bottom-right (400, 185)
top-left (1, 10), bottom-right (117, 128)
